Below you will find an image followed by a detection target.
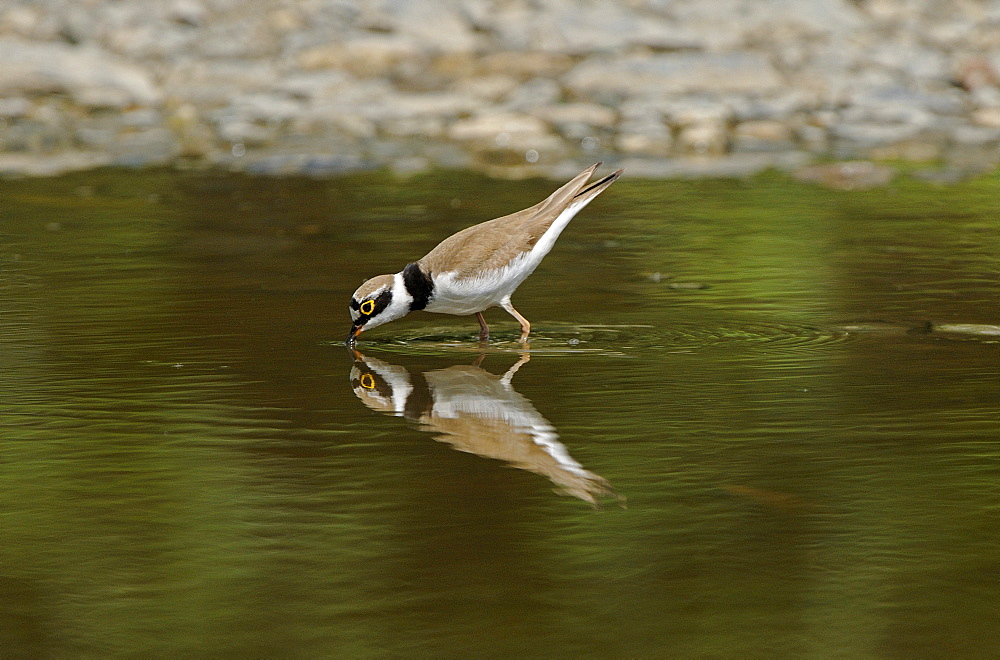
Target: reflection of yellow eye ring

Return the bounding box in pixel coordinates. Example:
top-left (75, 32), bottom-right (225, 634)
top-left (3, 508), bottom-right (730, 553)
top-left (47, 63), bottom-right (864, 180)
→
top-left (360, 374), bottom-right (376, 389)
top-left (360, 300), bottom-right (375, 315)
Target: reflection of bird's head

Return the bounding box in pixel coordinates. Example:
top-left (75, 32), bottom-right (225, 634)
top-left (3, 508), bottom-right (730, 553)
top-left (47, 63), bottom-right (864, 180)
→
top-left (349, 351), bottom-right (413, 416)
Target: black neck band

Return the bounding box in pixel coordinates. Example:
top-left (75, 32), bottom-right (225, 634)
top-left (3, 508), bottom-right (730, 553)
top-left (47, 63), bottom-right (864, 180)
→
top-left (402, 262), bottom-right (433, 311)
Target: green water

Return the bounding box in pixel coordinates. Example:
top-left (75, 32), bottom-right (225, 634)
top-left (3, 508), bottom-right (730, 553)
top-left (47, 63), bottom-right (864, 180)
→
top-left (1, 167), bottom-right (999, 656)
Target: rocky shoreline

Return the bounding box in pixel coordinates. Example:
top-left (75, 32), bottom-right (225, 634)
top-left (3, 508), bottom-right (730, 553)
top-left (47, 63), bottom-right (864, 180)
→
top-left (2, 0), bottom-right (1000, 183)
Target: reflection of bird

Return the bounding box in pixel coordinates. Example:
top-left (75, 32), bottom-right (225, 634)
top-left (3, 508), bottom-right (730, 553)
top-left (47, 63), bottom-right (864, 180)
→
top-left (347, 162), bottom-right (623, 345)
top-left (349, 350), bottom-right (620, 506)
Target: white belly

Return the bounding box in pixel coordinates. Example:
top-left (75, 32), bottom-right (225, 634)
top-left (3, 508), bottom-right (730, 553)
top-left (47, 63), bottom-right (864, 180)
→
top-left (422, 195), bottom-right (593, 316)
top-left (425, 251), bottom-right (538, 315)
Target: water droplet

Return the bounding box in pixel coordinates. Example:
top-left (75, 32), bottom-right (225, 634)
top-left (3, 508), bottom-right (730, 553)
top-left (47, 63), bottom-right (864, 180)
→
top-left (525, 149), bottom-right (539, 163)
top-left (231, 143), bottom-right (246, 157)
top-left (581, 136), bottom-right (600, 152)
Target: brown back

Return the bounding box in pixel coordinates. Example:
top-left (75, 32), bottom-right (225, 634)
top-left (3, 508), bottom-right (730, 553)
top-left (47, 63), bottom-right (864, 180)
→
top-left (417, 163), bottom-right (620, 278)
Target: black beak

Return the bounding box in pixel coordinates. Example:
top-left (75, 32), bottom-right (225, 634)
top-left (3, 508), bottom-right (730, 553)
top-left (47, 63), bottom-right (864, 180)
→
top-left (346, 323), bottom-right (362, 346)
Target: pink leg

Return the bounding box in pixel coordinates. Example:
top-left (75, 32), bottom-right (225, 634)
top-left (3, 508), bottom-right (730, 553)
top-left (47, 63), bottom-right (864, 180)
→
top-left (476, 311), bottom-right (490, 341)
top-left (500, 298), bottom-right (531, 343)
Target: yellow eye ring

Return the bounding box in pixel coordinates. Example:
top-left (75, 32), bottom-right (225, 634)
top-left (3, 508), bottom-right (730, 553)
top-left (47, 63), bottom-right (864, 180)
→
top-left (360, 374), bottom-right (376, 389)
top-left (360, 300), bottom-right (375, 315)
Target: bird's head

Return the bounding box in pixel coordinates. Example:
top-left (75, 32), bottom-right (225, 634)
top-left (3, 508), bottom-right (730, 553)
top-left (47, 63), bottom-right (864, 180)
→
top-left (347, 273), bottom-right (411, 344)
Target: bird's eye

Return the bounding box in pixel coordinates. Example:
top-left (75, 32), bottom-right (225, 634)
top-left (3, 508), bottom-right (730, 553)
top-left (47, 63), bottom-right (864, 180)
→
top-left (359, 374), bottom-right (376, 389)
top-left (360, 300), bottom-right (375, 315)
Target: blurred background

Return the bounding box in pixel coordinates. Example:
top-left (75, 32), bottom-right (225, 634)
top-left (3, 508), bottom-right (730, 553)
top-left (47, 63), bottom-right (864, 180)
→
top-left (2, 0), bottom-right (1000, 182)
top-left (4, 2), bottom-right (1000, 656)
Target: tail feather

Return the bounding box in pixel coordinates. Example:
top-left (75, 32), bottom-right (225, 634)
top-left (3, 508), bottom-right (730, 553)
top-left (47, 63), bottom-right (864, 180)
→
top-left (574, 168), bottom-right (624, 201)
top-left (535, 162), bottom-right (603, 216)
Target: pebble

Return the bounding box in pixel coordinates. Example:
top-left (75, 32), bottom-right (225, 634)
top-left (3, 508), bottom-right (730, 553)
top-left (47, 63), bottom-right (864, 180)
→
top-left (676, 122), bottom-right (728, 155)
top-left (794, 161), bottom-right (896, 190)
top-left (0, 97), bottom-right (32, 119)
top-left (565, 52), bottom-right (784, 99)
top-left (733, 120), bottom-right (795, 153)
top-left (534, 103), bottom-right (618, 131)
top-left (616, 121), bottom-right (673, 156)
top-left (0, 38), bottom-right (160, 107)
top-left (972, 107), bottom-right (1000, 128)
top-left (448, 112), bottom-right (551, 143)
top-left (0, 151), bottom-right (112, 177)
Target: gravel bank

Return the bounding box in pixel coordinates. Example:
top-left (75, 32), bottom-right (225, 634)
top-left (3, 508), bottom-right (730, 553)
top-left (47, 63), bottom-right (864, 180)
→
top-left (2, 0), bottom-right (1000, 181)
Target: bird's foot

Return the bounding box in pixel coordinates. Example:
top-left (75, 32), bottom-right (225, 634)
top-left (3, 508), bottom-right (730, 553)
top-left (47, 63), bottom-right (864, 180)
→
top-left (475, 312), bottom-right (490, 343)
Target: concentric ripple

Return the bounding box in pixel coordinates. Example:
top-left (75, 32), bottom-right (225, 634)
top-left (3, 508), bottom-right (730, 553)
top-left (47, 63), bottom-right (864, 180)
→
top-left (341, 320), bottom-right (861, 358)
top-left (650, 321), bottom-right (852, 350)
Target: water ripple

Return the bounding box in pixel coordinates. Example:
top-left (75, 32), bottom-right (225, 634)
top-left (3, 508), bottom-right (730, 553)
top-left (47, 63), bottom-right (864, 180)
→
top-left (346, 321), bottom-right (856, 358)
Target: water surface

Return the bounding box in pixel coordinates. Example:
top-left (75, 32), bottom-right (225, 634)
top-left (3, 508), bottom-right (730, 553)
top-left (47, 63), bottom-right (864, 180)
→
top-left (2, 168), bottom-right (999, 656)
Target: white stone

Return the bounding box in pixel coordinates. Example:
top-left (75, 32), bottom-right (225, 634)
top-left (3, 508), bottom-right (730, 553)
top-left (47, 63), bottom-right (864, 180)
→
top-left (663, 100), bottom-right (733, 126)
top-left (0, 97), bottom-right (33, 119)
top-left (566, 53), bottom-right (784, 99)
top-left (228, 93), bottom-right (303, 123)
top-left (735, 120), bottom-right (793, 142)
top-left (169, 0), bottom-right (207, 26)
top-left (378, 2), bottom-right (480, 53)
top-left (0, 38), bottom-right (160, 107)
top-left (972, 107), bottom-right (1000, 128)
top-left (162, 60), bottom-right (279, 106)
top-left (0, 151), bottom-right (113, 177)
top-left (502, 78), bottom-right (562, 113)
top-left (676, 122), bottom-right (729, 155)
top-left (298, 35), bottom-right (425, 77)
top-left (615, 122), bottom-right (673, 156)
top-left (733, 120), bottom-right (796, 153)
top-left (535, 103), bottom-right (617, 129)
top-left (831, 121), bottom-right (924, 146)
top-left (451, 75), bottom-right (520, 102)
top-left (448, 113), bottom-right (551, 142)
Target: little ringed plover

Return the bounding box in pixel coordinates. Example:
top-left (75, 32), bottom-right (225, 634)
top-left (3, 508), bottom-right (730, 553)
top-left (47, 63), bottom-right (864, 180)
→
top-left (347, 162), bottom-right (623, 345)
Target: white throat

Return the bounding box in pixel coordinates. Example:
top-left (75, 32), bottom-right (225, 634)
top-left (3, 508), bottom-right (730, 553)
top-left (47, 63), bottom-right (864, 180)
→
top-left (361, 272), bottom-right (414, 331)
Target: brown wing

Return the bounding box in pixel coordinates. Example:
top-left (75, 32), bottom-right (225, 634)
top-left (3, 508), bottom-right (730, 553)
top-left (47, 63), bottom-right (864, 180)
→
top-left (417, 163), bottom-right (615, 278)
